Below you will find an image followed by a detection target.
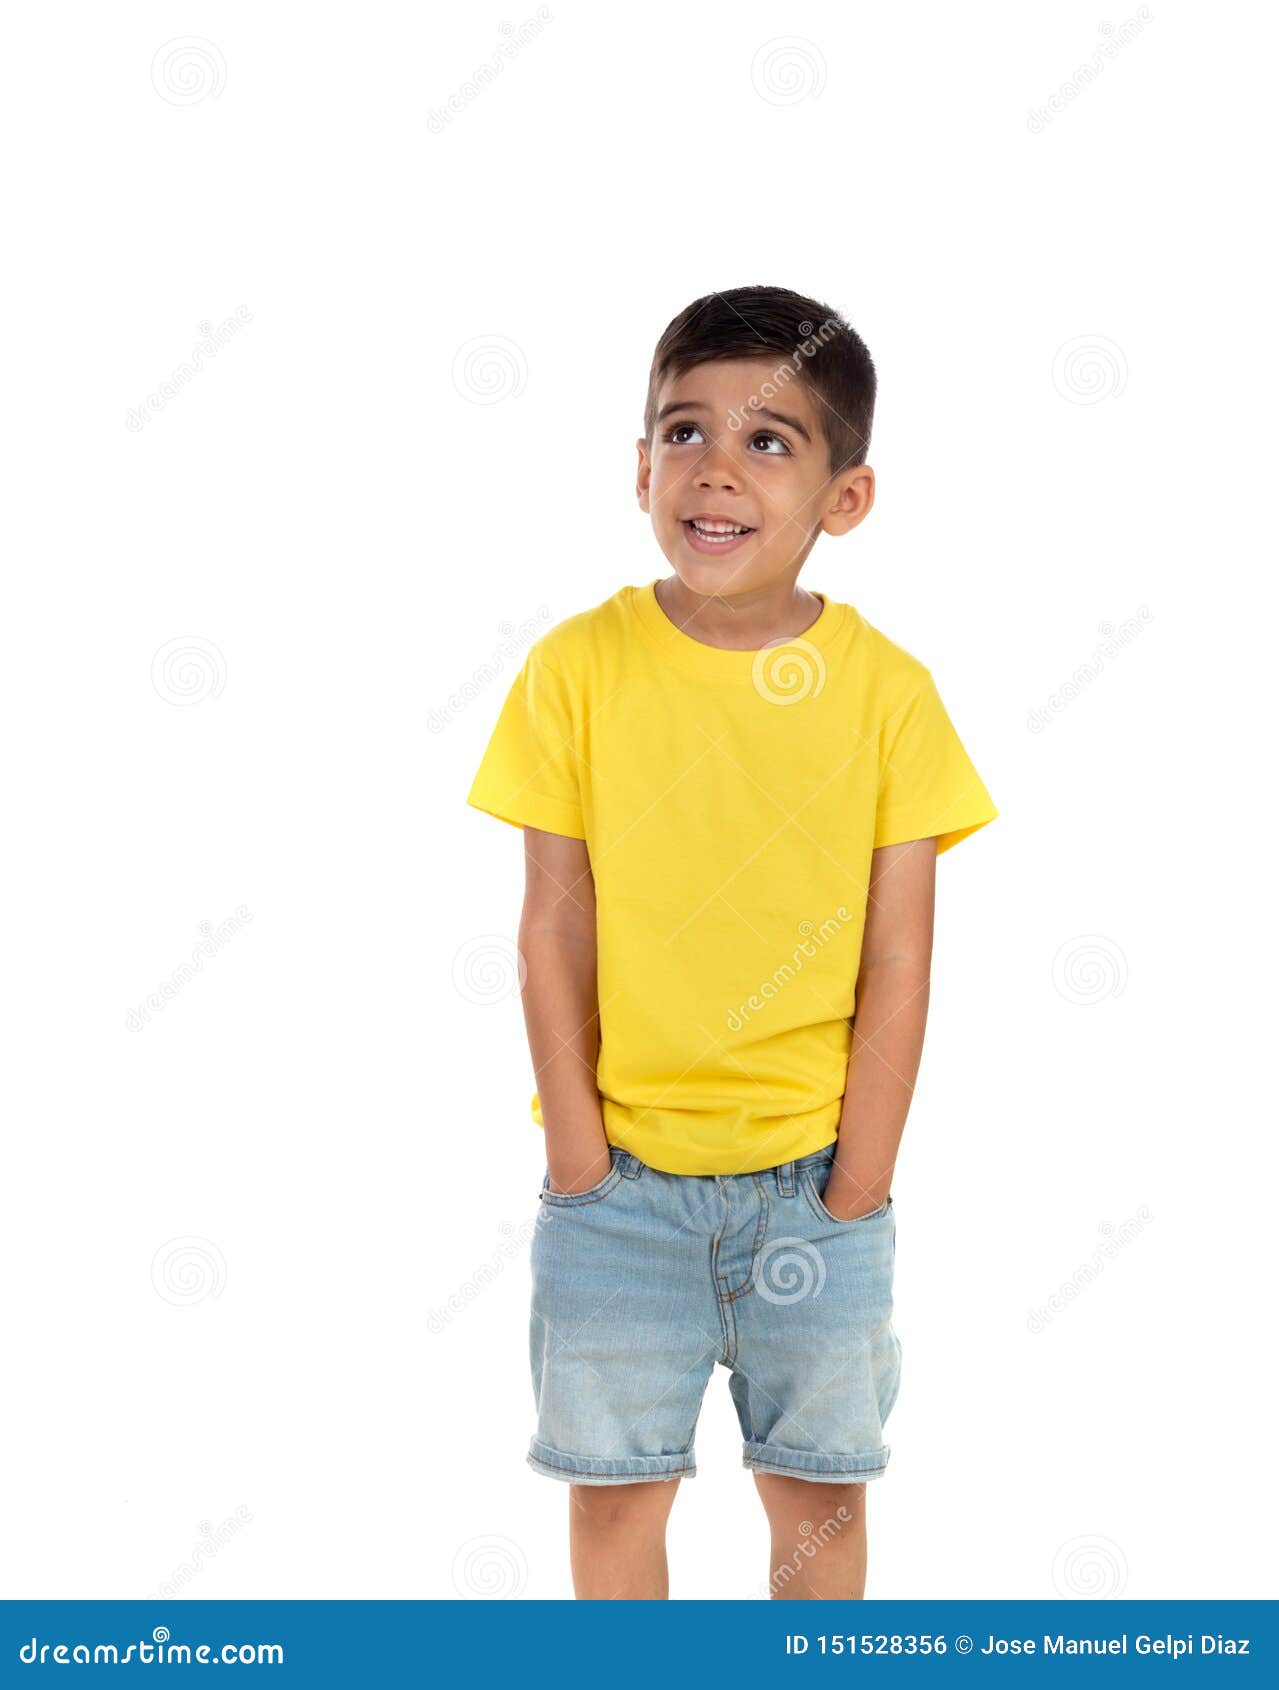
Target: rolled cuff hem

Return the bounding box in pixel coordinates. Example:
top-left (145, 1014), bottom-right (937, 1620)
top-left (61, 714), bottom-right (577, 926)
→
top-left (527, 1439), bottom-right (695, 1485)
top-left (742, 1439), bottom-right (890, 1483)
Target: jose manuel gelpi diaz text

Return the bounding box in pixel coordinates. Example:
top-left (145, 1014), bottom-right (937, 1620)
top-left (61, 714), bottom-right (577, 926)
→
top-left (981, 1635), bottom-right (1249, 1656)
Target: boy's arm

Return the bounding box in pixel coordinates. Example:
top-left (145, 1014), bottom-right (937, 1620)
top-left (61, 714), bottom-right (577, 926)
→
top-left (519, 826), bottom-right (612, 1195)
top-left (823, 838), bottom-right (937, 1220)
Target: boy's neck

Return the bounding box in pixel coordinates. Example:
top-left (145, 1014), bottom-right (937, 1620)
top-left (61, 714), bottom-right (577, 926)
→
top-left (653, 573), bottom-right (824, 652)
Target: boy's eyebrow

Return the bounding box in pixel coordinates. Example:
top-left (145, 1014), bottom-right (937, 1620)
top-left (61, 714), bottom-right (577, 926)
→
top-left (656, 397), bottom-right (813, 445)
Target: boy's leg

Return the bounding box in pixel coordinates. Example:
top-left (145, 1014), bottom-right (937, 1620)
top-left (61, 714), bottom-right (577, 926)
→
top-left (753, 1474), bottom-right (868, 1600)
top-left (568, 1477), bottom-right (683, 1599)
top-left (726, 1147), bottom-right (901, 1599)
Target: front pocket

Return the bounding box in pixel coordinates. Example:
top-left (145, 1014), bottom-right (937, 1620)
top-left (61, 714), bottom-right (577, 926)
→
top-left (802, 1169), bottom-right (892, 1227)
top-left (540, 1148), bottom-right (624, 1207)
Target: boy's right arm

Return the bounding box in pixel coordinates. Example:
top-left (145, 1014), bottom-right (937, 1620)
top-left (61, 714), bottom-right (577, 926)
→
top-left (519, 826), bottom-right (612, 1195)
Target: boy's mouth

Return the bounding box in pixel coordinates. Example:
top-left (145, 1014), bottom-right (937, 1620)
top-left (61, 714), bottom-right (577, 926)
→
top-left (682, 515), bottom-right (757, 555)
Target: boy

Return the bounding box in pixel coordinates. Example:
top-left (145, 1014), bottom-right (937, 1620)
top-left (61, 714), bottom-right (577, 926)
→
top-left (466, 286), bottom-right (997, 1600)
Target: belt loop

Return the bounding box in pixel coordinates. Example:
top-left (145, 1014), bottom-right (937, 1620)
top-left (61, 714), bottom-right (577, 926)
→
top-left (775, 1158), bottom-right (795, 1197)
top-left (622, 1153), bottom-right (642, 1181)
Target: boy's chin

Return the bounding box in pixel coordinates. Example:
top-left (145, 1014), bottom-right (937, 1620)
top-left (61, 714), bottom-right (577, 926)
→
top-left (658, 541), bottom-right (769, 597)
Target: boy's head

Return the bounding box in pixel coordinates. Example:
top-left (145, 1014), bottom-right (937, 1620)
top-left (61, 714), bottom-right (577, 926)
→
top-left (637, 286), bottom-right (877, 600)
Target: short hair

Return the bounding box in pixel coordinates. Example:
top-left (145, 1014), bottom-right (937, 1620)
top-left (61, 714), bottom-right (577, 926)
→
top-left (643, 286), bottom-right (877, 478)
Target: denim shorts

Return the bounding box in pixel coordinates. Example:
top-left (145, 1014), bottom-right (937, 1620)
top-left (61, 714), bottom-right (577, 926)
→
top-left (527, 1140), bottom-right (901, 1486)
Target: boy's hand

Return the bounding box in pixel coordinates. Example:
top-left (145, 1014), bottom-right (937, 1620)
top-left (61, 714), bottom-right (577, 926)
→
top-left (821, 1166), bottom-right (892, 1221)
top-left (546, 1140), bottom-right (614, 1196)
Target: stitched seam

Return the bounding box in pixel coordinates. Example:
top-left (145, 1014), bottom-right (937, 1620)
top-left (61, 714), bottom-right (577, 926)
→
top-left (540, 1170), bottom-right (623, 1207)
top-left (719, 1180), bottom-right (770, 1302)
top-left (801, 1171), bottom-right (888, 1228)
top-left (743, 1456), bottom-right (886, 1478)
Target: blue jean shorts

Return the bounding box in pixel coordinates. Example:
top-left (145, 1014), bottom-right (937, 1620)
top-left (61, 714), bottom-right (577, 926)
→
top-left (528, 1140), bottom-right (901, 1486)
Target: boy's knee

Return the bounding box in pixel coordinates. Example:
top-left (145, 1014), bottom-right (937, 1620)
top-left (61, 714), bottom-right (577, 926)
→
top-left (569, 1478), bottom-right (680, 1527)
top-left (756, 1473), bottom-right (868, 1522)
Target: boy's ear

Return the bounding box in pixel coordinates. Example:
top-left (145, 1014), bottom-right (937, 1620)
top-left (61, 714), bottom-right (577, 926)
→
top-left (636, 437), bottom-right (653, 512)
top-left (821, 463), bottom-right (875, 537)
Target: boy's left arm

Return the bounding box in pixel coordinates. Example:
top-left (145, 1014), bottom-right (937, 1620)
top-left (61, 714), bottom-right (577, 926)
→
top-left (823, 838), bottom-right (937, 1220)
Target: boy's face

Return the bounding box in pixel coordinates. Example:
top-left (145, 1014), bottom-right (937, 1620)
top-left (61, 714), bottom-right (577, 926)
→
top-left (636, 357), bottom-right (873, 599)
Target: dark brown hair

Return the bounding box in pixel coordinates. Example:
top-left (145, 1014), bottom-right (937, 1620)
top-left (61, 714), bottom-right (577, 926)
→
top-left (643, 286), bottom-right (877, 477)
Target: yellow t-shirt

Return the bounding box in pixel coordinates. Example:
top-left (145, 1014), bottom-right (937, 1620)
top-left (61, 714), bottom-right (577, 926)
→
top-left (466, 579), bottom-right (998, 1175)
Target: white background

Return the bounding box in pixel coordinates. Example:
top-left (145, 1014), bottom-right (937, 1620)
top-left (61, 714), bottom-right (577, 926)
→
top-left (3, 0), bottom-right (1276, 1602)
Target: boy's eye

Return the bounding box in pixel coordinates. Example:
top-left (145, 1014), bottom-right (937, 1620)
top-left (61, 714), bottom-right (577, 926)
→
top-left (662, 422), bottom-right (791, 456)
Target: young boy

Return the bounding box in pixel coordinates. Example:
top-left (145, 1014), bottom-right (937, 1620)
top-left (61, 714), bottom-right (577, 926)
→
top-left (466, 286), bottom-right (997, 1600)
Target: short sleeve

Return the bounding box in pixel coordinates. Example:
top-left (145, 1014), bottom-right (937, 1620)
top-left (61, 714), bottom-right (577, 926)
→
top-left (875, 673), bottom-right (998, 854)
top-left (466, 652), bottom-right (586, 839)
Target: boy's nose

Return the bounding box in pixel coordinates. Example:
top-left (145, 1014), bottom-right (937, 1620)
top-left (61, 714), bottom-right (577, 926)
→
top-left (696, 463), bottom-right (741, 492)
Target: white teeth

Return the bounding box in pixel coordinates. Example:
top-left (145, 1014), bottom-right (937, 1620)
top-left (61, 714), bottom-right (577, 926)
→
top-left (691, 520), bottom-right (750, 537)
